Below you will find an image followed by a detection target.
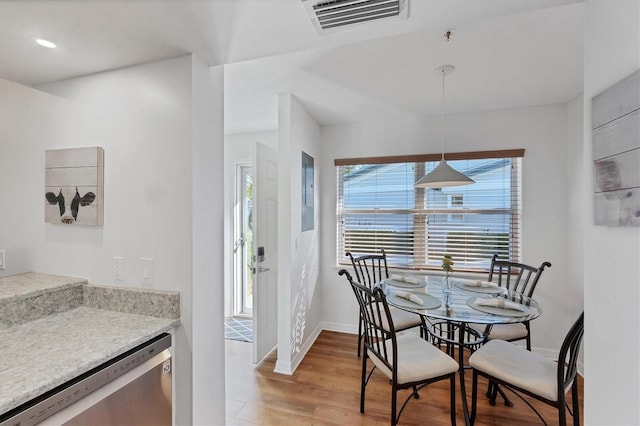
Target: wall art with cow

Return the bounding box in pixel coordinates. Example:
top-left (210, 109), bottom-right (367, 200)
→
top-left (45, 147), bottom-right (104, 226)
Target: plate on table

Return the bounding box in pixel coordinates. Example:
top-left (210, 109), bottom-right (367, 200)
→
top-left (383, 277), bottom-right (427, 289)
top-left (466, 296), bottom-right (530, 317)
top-left (453, 279), bottom-right (504, 294)
top-left (388, 292), bottom-right (441, 310)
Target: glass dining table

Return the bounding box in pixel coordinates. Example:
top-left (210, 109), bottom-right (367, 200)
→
top-left (380, 275), bottom-right (542, 426)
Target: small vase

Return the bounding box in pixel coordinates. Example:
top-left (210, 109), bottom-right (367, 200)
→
top-left (443, 270), bottom-right (452, 310)
top-left (443, 270), bottom-right (451, 292)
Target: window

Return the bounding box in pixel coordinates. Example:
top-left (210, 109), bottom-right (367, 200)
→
top-left (449, 194), bottom-right (464, 222)
top-left (335, 150), bottom-right (523, 272)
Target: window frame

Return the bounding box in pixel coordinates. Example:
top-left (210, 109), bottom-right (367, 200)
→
top-left (335, 149), bottom-right (524, 272)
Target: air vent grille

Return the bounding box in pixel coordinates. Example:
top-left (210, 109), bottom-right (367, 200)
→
top-left (303, 0), bottom-right (408, 34)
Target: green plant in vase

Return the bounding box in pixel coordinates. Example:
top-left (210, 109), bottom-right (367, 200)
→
top-left (442, 253), bottom-right (454, 272)
top-left (442, 254), bottom-right (454, 292)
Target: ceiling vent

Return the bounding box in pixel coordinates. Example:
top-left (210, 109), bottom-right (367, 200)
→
top-left (302, 0), bottom-right (409, 35)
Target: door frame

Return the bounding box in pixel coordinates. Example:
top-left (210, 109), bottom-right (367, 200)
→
top-left (233, 163), bottom-right (253, 318)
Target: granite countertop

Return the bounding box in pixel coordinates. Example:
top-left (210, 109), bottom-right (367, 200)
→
top-left (0, 272), bottom-right (181, 415)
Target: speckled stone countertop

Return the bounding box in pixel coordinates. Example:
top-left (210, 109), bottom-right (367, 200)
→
top-left (0, 272), bottom-right (180, 415)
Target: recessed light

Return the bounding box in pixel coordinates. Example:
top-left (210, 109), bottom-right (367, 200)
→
top-left (34, 38), bottom-right (56, 49)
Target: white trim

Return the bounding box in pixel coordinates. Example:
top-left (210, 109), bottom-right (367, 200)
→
top-left (273, 323), bottom-right (324, 375)
top-left (273, 359), bottom-right (292, 375)
top-left (319, 321), bottom-right (358, 335)
top-left (273, 341), bottom-right (291, 375)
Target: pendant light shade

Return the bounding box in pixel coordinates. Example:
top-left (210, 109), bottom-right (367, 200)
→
top-left (415, 159), bottom-right (475, 188)
top-left (415, 46), bottom-right (475, 189)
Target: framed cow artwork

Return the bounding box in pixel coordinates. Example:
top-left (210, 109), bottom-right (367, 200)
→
top-left (45, 147), bottom-right (104, 226)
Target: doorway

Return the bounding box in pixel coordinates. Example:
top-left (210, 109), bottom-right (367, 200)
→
top-left (225, 142), bottom-right (278, 363)
top-left (227, 164), bottom-right (253, 342)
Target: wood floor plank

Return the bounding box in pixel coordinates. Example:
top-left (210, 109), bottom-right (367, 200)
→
top-left (225, 331), bottom-right (583, 425)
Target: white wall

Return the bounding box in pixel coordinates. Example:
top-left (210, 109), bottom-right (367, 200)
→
top-left (191, 59), bottom-right (226, 425)
top-left (275, 94), bottom-right (322, 374)
top-left (33, 56), bottom-right (193, 292)
top-left (0, 56), bottom-right (226, 425)
top-left (223, 130), bottom-right (277, 318)
top-left (0, 79), bottom-right (71, 275)
top-left (36, 56), bottom-right (195, 425)
top-left (583, 1), bottom-right (640, 424)
top-left (319, 103), bottom-right (582, 355)
top-left (566, 94), bottom-right (585, 370)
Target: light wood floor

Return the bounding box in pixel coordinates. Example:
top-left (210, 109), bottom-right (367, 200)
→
top-left (225, 331), bottom-right (583, 425)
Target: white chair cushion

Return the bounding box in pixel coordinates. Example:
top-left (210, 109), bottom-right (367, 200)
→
top-left (468, 322), bottom-right (527, 341)
top-left (369, 334), bottom-right (459, 385)
top-left (469, 339), bottom-right (559, 401)
top-left (383, 307), bottom-right (423, 331)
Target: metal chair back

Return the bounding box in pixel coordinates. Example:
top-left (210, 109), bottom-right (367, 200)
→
top-left (557, 312), bottom-right (584, 398)
top-left (489, 254), bottom-right (551, 298)
top-left (346, 249), bottom-right (389, 289)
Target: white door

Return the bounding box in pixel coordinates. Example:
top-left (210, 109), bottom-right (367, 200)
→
top-left (252, 142), bottom-right (278, 363)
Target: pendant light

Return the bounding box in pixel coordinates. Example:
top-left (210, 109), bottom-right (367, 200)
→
top-left (415, 32), bottom-right (474, 188)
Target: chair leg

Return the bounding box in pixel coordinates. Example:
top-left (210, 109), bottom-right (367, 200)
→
top-left (493, 385), bottom-right (513, 407)
top-left (485, 381), bottom-right (494, 400)
top-left (558, 394), bottom-right (567, 426)
top-left (357, 315), bottom-right (363, 357)
top-left (450, 374), bottom-right (457, 426)
top-left (391, 385), bottom-right (398, 426)
top-left (571, 379), bottom-right (580, 426)
top-left (360, 350), bottom-right (367, 413)
top-left (470, 371), bottom-right (478, 425)
top-left (489, 381), bottom-right (498, 405)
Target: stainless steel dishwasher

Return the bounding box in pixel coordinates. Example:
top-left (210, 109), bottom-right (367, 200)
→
top-left (1, 333), bottom-right (172, 426)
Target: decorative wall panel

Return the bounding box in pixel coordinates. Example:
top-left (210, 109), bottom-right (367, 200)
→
top-left (592, 70), bottom-right (640, 226)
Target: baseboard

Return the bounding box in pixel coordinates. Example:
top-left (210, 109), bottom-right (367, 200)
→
top-left (273, 359), bottom-right (292, 375)
top-left (274, 323), bottom-right (325, 375)
top-left (318, 321), bottom-right (357, 335)
top-left (290, 323), bottom-right (324, 373)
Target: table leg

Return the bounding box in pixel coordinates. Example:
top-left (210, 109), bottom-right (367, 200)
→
top-left (458, 324), bottom-right (471, 426)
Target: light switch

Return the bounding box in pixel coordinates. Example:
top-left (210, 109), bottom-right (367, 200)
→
top-left (140, 258), bottom-right (154, 286)
top-left (112, 256), bottom-right (124, 281)
top-left (0, 250), bottom-right (5, 270)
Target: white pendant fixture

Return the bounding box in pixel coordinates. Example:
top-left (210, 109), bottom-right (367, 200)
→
top-left (416, 32), bottom-right (474, 189)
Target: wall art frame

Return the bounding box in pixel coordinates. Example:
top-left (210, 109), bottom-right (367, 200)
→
top-left (45, 146), bottom-right (104, 226)
top-left (591, 69), bottom-right (640, 227)
top-left (301, 151), bottom-right (314, 231)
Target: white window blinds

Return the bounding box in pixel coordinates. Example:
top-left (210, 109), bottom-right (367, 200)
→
top-left (336, 150), bottom-right (523, 272)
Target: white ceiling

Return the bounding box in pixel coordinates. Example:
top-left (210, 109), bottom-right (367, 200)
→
top-left (0, 0), bottom-right (585, 134)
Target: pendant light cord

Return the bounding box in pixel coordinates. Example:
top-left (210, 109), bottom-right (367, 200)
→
top-left (440, 67), bottom-right (445, 162)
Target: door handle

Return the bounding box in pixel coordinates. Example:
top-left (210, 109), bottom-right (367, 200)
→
top-left (257, 266), bottom-right (270, 273)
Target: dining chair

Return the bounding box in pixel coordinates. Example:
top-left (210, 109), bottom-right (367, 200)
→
top-left (339, 269), bottom-right (459, 426)
top-left (466, 255), bottom-right (551, 406)
top-left (346, 250), bottom-right (425, 357)
top-left (469, 312), bottom-right (584, 426)
top-left (470, 254), bottom-right (552, 351)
